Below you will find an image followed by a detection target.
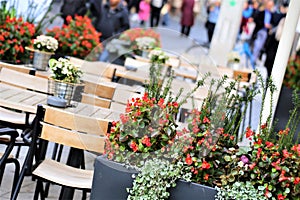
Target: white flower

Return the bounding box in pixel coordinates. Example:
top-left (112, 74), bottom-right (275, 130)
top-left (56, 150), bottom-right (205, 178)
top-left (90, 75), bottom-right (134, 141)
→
top-left (48, 58), bottom-right (82, 83)
top-left (135, 37), bottom-right (156, 50)
top-left (34, 35), bottom-right (58, 52)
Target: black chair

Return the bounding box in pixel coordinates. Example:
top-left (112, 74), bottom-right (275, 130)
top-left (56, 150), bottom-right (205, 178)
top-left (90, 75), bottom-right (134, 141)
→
top-left (0, 126), bottom-right (20, 199)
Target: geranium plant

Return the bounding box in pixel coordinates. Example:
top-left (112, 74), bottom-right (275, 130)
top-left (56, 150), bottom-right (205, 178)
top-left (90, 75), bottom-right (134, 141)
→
top-left (47, 15), bottom-right (102, 60)
top-left (0, 5), bottom-right (35, 63)
top-left (33, 35), bottom-right (58, 53)
top-left (48, 58), bottom-right (82, 84)
top-left (105, 49), bottom-right (205, 165)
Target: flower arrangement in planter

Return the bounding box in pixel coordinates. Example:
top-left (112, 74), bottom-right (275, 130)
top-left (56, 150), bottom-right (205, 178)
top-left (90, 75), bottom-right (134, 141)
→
top-left (0, 3), bottom-right (35, 64)
top-left (46, 15), bottom-right (102, 60)
top-left (48, 57), bottom-right (83, 106)
top-left (48, 57), bottom-right (82, 84)
top-left (26, 35), bottom-right (59, 70)
top-left (101, 62), bottom-right (300, 200)
top-left (119, 28), bottom-right (161, 56)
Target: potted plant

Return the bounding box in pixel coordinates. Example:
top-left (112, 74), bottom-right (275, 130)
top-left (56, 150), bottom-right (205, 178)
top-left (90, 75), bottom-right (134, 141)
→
top-left (48, 57), bottom-right (83, 106)
top-left (214, 78), bottom-right (300, 200)
top-left (227, 51), bottom-right (241, 70)
top-left (26, 35), bottom-right (58, 70)
top-left (91, 48), bottom-right (259, 199)
top-left (46, 15), bottom-right (102, 60)
top-left (119, 28), bottom-right (161, 56)
top-left (0, 3), bottom-right (35, 64)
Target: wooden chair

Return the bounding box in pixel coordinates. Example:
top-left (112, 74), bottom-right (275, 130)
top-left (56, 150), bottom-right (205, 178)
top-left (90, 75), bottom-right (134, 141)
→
top-left (23, 105), bottom-right (109, 199)
top-left (0, 67), bottom-right (49, 157)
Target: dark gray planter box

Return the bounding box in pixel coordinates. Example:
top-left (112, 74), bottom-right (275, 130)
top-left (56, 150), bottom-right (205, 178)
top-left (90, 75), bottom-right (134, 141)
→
top-left (274, 86), bottom-right (300, 143)
top-left (90, 156), bottom-right (217, 200)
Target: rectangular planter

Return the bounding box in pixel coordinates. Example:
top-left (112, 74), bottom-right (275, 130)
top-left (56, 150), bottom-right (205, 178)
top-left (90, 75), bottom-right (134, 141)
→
top-left (90, 156), bottom-right (216, 200)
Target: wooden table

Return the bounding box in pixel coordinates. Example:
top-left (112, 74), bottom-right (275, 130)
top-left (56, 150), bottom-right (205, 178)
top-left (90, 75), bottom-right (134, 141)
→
top-left (0, 83), bottom-right (121, 121)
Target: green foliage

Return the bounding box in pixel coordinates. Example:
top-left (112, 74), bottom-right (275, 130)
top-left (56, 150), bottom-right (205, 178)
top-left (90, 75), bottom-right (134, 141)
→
top-left (127, 158), bottom-right (192, 200)
top-left (284, 50), bottom-right (300, 90)
top-left (215, 181), bottom-right (267, 200)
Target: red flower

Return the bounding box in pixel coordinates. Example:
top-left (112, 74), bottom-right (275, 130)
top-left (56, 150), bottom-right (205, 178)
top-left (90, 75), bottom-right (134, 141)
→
top-left (294, 177), bottom-right (300, 185)
top-left (261, 123), bottom-right (267, 129)
top-left (204, 173), bottom-right (209, 180)
top-left (265, 141), bottom-right (274, 148)
top-left (245, 127), bottom-right (254, 139)
top-left (201, 160), bottom-right (211, 169)
top-left (185, 154), bottom-right (193, 165)
top-left (141, 136), bottom-right (152, 147)
top-left (130, 141), bottom-right (138, 152)
top-left (249, 162), bottom-right (256, 170)
top-left (203, 116), bottom-right (210, 124)
top-left (257, 148), bottom-right (262, 159)
top-left (277, 194), bottom-right (286, 200)
top-left (158, 98), bottom-right (165, 109)
top-left (120, 114), bottom-right (129, 124)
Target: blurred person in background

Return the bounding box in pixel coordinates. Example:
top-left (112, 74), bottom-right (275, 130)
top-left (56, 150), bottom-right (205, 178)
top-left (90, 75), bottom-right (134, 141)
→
top-left (250, 0), bottom-right (274, 63)
top-left (90, 0), bottom-right (130, 62)
top-left (138, 0), bottom-right (151, 26)
top-left (180, 0), bottom-right (195, 37)
top-left (205, 0), bottom-right (221, 43)
top-left (61, 0), bottom-right (88, 24)
top-left (264, 1), bottom-right (288, 76)
top-left (150, 0), bottom-right (166, 27)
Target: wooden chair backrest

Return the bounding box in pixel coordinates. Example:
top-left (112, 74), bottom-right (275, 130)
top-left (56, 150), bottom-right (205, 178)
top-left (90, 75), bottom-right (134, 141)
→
top-left (0, 67), bottom-right (48, 93)
top-left (69, 57), bottom-right (116, 80)
top-left (83, 81), bottom-right (116, 99)
top-left (41, 106), bottom-right (109, 153)
top-left (0, 61), bottom-right (34, 74)
top-left (81, 93), bottom-right (111, 108)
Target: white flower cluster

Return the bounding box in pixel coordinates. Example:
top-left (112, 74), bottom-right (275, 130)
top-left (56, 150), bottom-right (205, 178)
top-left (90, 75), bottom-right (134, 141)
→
top-left (34, 35), bottom-right (58, 53)
top-left (148, 48), bottom-right (169, 64)
top-left (135, 36), bottom-right (156, 50)
top-left (49, 58), bottom-right (82, 83)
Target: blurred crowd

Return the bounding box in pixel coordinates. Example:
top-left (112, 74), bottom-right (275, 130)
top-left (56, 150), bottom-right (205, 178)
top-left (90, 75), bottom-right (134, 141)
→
top-left (59, 0), bottom-right (290, 73)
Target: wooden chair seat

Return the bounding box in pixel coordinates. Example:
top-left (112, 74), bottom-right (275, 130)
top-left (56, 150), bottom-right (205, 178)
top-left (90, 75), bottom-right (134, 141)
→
top-left (32, 159), bottom-right (93, 189)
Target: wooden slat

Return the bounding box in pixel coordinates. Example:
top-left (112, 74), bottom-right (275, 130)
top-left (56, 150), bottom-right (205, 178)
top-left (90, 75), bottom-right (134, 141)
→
top-left (41, 123), bottom-right (105, 153)
top-left (32, 159), bottom-right (94, 189)
top-left (44, 107), bottom-right (109, 136)
top-left (112, 88), bottom-right (142, 104)
top-left (81, 93), bottom-right (111, 108)
top-left (0, 68), bottom-right (48, 93)
top-left (83, 81), bottom-right (116, 99)
top-left (0, 61), bottom-right (33, 74)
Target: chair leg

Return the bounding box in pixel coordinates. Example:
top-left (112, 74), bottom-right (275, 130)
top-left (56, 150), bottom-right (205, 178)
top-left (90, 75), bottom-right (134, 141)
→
top-left (10, 159), bottom-right (20, 200)
top-left (82, 190), bottom-right (87, 200)
top-left (34, 179), bottom-right (45, 200)
top-left (15, 146), bottom-right (22, 159)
